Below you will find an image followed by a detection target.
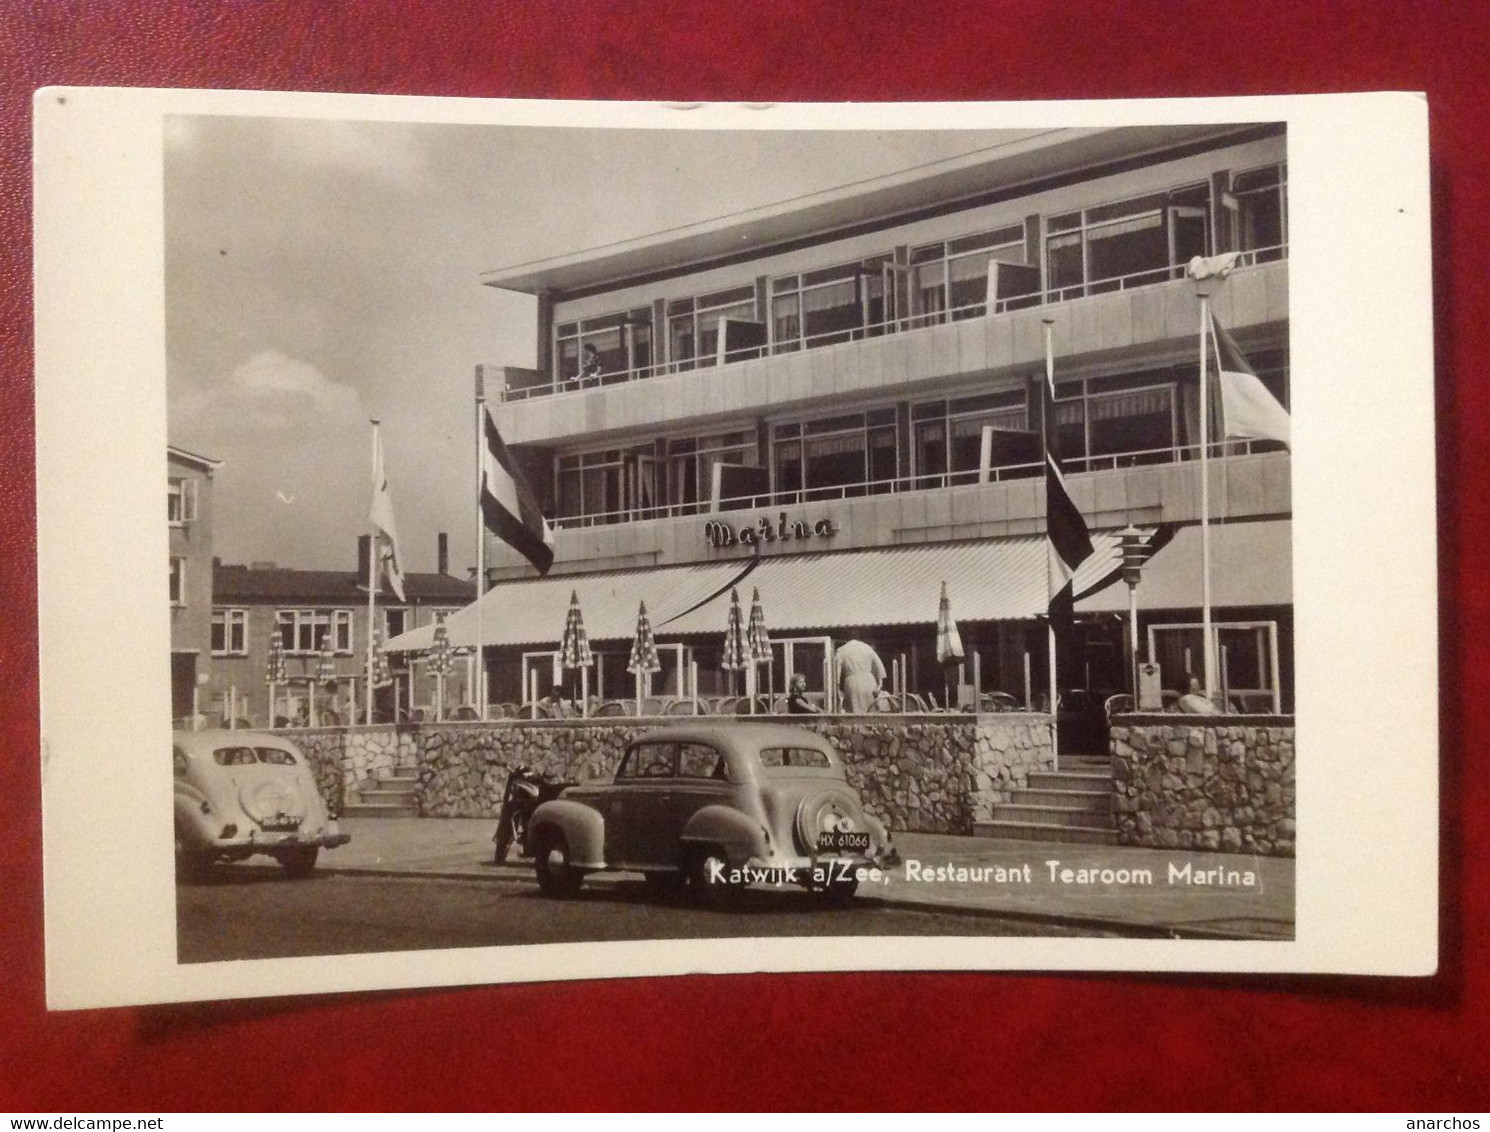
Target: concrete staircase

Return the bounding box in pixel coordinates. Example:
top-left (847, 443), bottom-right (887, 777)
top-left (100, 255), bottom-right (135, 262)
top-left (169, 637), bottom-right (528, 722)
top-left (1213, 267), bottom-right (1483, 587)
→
top-left (972, 754), bottom-right (1116, 845)
top-left (342, 764), bottom-right (421, 818)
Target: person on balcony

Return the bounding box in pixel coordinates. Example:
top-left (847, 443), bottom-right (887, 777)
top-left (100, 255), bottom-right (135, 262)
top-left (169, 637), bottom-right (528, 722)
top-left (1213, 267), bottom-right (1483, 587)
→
top-left (577, 343), bottom-right (603, 386)
top-left (834, 635), bottom-right (886, 713)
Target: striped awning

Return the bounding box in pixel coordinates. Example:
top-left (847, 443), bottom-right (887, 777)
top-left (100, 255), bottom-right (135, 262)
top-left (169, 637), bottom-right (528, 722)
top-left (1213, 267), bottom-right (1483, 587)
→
top-left (1076, 519), bottom-right (1292, 613)
top-left (391, 533), bottom-right (1104, 652)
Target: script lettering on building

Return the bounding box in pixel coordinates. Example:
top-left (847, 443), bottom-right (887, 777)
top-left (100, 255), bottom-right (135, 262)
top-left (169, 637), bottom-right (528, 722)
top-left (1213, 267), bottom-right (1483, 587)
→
top-left (703, 513), bottom-right (839, 549)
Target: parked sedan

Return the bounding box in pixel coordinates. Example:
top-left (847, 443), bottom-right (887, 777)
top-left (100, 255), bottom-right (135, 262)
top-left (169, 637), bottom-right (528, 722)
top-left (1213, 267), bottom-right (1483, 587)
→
top-left (526, 723), bottom-right (898, 906)
top-left (173, 729), bottom-right (350, 877)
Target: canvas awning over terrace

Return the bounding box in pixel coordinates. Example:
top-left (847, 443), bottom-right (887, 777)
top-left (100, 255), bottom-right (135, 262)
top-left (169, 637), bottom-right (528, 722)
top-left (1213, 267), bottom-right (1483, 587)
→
top-left (384, 522), bottom-right (1290, 654)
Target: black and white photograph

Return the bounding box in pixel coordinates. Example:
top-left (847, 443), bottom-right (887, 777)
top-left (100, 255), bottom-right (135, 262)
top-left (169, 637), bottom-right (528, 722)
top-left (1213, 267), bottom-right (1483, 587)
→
top-left (35, 92), bottom-right (1437, 1007)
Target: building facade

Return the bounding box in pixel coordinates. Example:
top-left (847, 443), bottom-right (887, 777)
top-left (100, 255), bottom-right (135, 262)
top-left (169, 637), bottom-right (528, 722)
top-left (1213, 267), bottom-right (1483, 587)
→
top-left (209, 535), bottom-right (476, 727)
top-left (439, 125), bottom-right (1292, 741)
top-left (168, 445), bottom-right (222, 726)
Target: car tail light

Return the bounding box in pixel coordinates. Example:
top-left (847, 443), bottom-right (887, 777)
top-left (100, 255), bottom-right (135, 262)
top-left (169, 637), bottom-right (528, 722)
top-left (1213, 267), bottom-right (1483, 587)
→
top-left (219, 824), bottom-right (238, 839)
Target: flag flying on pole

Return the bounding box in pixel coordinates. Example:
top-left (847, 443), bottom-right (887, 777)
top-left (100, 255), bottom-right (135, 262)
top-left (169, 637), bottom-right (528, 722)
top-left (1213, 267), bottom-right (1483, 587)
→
top-left (369, 428), bottom-right (407, 600)
top-left (1042, 339), bottom-right (1094, 607)
top-left (480, 407), bottom-right (555, 575)
top-left (1209, 310), bottom-right (1291, 448)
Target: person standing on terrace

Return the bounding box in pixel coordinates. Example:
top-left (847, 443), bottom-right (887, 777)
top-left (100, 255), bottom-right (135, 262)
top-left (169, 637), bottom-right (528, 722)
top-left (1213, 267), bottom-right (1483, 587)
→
top-left (834, 635), bottom-right (886, 713)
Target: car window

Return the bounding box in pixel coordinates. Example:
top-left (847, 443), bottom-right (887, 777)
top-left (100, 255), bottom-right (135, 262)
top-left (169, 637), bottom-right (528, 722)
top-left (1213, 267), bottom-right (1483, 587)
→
top-left (619, 742), bottom-right (675, 779)
top-left (255, 747), bottom-right (297, 766)
top-left (212, 746), bottom-right (258, 766)
top-left (677, 743), bottom-right (726, 780)
top-left (172, 746), bottom-right (188, 778)
top-left (758, 746), bottom-right (832, 769)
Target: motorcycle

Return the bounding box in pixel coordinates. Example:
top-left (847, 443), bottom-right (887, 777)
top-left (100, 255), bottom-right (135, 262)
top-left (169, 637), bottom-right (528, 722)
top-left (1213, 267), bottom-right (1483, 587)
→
top-left (492, 766), bottom-right (576, 863)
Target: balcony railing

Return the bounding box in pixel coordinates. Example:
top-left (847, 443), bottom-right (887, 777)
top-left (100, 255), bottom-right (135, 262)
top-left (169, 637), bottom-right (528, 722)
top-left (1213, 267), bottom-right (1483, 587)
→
top-left (502, 246), bottom-right (1288, 403)
top-left (548, 437), bottom-right (1278, 530)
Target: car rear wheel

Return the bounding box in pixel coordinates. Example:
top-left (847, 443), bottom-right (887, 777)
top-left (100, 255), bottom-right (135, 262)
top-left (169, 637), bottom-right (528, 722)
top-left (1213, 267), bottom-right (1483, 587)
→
top-left (174, 831), bottom-right (213, 880)
top-left (533, 831), bottom-right (583, 897)
top-left (279, 846), bottom-right (319, 878)
top-left (686, 845), bottom-right (738, 909)
top-left (815, 873), bottom-right (860, 907)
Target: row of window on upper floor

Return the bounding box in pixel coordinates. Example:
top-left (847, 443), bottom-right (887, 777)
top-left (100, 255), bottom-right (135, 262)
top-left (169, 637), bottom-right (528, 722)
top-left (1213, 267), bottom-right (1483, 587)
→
top-left (546, 351), bottom-right (1288, 526)
top-left (525, 164), bottom-right (1286, 399)
top-left (206, 607), bottom-right (459, 657)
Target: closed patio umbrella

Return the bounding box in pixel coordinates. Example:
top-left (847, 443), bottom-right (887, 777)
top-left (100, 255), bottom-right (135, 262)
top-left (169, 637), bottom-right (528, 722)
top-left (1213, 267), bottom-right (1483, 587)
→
top-left (628, 601), bottom-right (662, 715)
top-left (428, 623), bottom-right (453, 721)
top-left (935, 580), bottom-right (966, 709)
top-left (265, 634), bottom-right (286, 726)
top-left (721, 587), bottom-right (748, 698)
top-left (745, 587), bottom-right (773, 713)
top-left (558, 590), bottom-right (594, 714)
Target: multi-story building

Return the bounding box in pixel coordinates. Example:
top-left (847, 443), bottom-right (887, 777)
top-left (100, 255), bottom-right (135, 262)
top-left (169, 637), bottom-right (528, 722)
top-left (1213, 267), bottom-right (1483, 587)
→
top-left (168, 445), bottom-right (222, 725)
top-left (441, 125), bottom-right (1292, 738)
top-left (209, 534), bottom-right (475, 726)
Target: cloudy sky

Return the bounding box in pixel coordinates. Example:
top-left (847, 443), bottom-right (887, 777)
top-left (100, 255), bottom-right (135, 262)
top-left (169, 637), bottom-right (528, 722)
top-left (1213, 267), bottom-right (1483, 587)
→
top-left (164, 112), bottom-right (1016, 574)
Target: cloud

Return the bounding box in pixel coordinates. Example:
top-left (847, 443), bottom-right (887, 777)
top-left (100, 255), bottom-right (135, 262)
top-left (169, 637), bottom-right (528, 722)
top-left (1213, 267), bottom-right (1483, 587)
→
top-left (176, 349), bottom-right (365, 435)
top-left (267, 119), bottom-right (431, 190)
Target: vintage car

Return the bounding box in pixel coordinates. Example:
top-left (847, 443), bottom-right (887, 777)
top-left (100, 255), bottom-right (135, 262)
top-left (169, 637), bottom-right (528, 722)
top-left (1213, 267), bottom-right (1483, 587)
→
top-left (526, 723), bottom-right (898, 905)
top-left (173, 729), bottom-right (350, 877)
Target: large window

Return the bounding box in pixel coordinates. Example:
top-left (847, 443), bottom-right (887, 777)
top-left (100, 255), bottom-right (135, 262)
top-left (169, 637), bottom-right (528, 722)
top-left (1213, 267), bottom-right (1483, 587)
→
top-left (557, 443), bottom-right (664, 523)
top-left (167, 477), bottom-right (197, 525)
top-left (1046, 183), bottom-right (1210, 301)
top-left (771, 255), bottom-right (893, 351)
top-left (667, 285), bottom-right (756, 372)
top-left (666, 432), bottom-right (757, 512)
top-left (276, 609), bottom-right (353, 654)
top-left (211, 609), bottom-right (247, 655)
top-left (555, 308), bottom-right (653, 387)
top-left (169, 557), bottom-right (185, 605)
top-left (912, 389), bottom-right (1032, 484)
top-left (773, 409), bottom-right (897, 500)
top-left (911, 225), bottom-right (1026, 323)
top-left (1053, 372), bottom-right (1179, 469)
top-left (1231, 163), bottom-right (1287, 262)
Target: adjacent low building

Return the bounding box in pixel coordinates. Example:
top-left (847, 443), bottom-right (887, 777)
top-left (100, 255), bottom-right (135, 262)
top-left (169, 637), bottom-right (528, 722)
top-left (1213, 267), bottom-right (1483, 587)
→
top-left (209, 535), bottom-right (475, 727)
top-left (168, 444), bottom-right (223, 726)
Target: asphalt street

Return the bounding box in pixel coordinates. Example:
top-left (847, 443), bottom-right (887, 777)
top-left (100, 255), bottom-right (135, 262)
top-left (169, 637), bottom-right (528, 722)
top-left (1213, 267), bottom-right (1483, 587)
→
top-left (176, 866), bottom-right (1111, 962)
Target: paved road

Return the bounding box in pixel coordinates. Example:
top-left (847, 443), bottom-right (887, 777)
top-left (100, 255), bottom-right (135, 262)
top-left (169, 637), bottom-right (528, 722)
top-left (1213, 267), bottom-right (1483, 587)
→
top-left (176, 867), bottom-right (1112, 962)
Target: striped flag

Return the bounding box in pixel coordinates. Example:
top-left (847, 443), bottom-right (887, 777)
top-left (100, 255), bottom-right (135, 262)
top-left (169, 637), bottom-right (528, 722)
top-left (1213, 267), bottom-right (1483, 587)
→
top-left (1042, 337), bottom-right (1094, 601)
top-left (481, 407), bottom-right (555, 575)
top-left (369, 426), bottom-right (406, 601)
top-left (1210, 310), bottom-right (1291, 448)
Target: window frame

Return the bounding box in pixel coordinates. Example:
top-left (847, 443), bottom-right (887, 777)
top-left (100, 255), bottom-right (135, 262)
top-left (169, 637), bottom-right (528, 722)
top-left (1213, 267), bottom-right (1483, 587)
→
top-left (169, 557), bottom-right (186, 606)
top-left (167, 476), bottom-right (197, 526)
top-left (211, 608), bottom-right (248, 656)
top-left (275, 608), bottom-right (354, 655)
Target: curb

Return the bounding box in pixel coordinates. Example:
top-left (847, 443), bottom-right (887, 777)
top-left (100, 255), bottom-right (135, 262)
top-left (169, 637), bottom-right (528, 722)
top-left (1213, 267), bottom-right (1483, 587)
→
top-left (313, 861), bottom-right (1291, 942)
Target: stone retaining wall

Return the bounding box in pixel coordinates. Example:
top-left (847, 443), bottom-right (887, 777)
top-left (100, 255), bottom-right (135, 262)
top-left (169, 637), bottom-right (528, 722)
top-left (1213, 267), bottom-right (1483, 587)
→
top-left (1109, 715), bottom-right (1295, 856)
top-left (286, 714), bottom-right (1054, 835)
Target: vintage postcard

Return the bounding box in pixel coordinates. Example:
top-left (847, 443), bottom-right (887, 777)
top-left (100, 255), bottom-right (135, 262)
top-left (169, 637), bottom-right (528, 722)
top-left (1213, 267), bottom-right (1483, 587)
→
top-left (34, 91), bottom-right (1436, 1008)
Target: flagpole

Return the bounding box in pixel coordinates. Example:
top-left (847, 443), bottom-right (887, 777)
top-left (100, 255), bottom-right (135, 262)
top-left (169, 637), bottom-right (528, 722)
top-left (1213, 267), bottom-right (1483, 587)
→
top-left (366, 419), bottom-right (380, 726)
top-left (1042, 316), bottom-right (1059, 761)
top-left (475, 376), bottom-right (487, 719)
top-left (1197, 294), bottom-right (1216, 698)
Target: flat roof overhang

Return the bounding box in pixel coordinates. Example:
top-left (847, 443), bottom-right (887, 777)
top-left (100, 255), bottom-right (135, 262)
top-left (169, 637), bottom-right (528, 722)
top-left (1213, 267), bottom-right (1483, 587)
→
top-left (480, 125), bottom-right (1277, 299)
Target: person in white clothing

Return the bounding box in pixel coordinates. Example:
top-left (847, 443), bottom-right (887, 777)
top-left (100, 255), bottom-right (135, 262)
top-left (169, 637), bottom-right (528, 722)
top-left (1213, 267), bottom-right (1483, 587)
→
top-left (834, 636), bottom-right (886, 713)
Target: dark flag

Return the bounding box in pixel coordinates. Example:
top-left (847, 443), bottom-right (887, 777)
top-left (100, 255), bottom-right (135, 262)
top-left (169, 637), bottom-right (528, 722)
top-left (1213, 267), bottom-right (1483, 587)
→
top-left (1042, 342), bottom-right (1094, 615)
top-left (480, 407), bottom-right (555, 575)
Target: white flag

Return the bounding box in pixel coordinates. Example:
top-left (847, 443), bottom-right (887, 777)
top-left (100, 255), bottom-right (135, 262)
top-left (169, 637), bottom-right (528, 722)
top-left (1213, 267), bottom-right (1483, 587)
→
top-left (369, 427), bottom-right (406, 600)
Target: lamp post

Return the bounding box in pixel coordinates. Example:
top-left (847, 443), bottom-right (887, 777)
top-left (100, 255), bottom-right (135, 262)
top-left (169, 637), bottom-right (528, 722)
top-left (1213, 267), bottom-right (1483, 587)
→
top-left (1118, 525), bottom-right (1146, 706)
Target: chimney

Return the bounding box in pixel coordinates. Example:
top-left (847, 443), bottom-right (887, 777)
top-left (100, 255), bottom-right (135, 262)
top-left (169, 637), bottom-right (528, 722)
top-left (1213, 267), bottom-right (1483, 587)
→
top-left (437, 532), bottom-right (449, 576)
top-left (357, 534), bottom-right (371, 583)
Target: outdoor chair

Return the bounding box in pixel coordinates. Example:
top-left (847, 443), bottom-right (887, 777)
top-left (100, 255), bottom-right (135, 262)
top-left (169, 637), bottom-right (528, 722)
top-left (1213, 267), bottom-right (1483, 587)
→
top-left (868, 692), bottom-right (897, 713)
top-left (639, 697), bottom-right (667, 716)
top-left (592, 700), bottom-right (629, 717)
top-left (664, 699), bottom-right (703, 715)
top-left (979, 691), bottom-right (1020, 713)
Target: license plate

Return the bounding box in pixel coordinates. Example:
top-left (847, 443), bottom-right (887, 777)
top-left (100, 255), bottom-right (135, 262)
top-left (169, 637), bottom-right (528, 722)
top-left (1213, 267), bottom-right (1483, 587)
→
top-left (817, 830), bottom-right (870, 853)
top-left (261, 817), bottom-right (301, 833)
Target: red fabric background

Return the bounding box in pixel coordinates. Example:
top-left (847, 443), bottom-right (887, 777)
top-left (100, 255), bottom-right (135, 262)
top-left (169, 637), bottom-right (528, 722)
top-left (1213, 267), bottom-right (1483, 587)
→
top-left (2, 0), bottom-right (1485, 1112)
